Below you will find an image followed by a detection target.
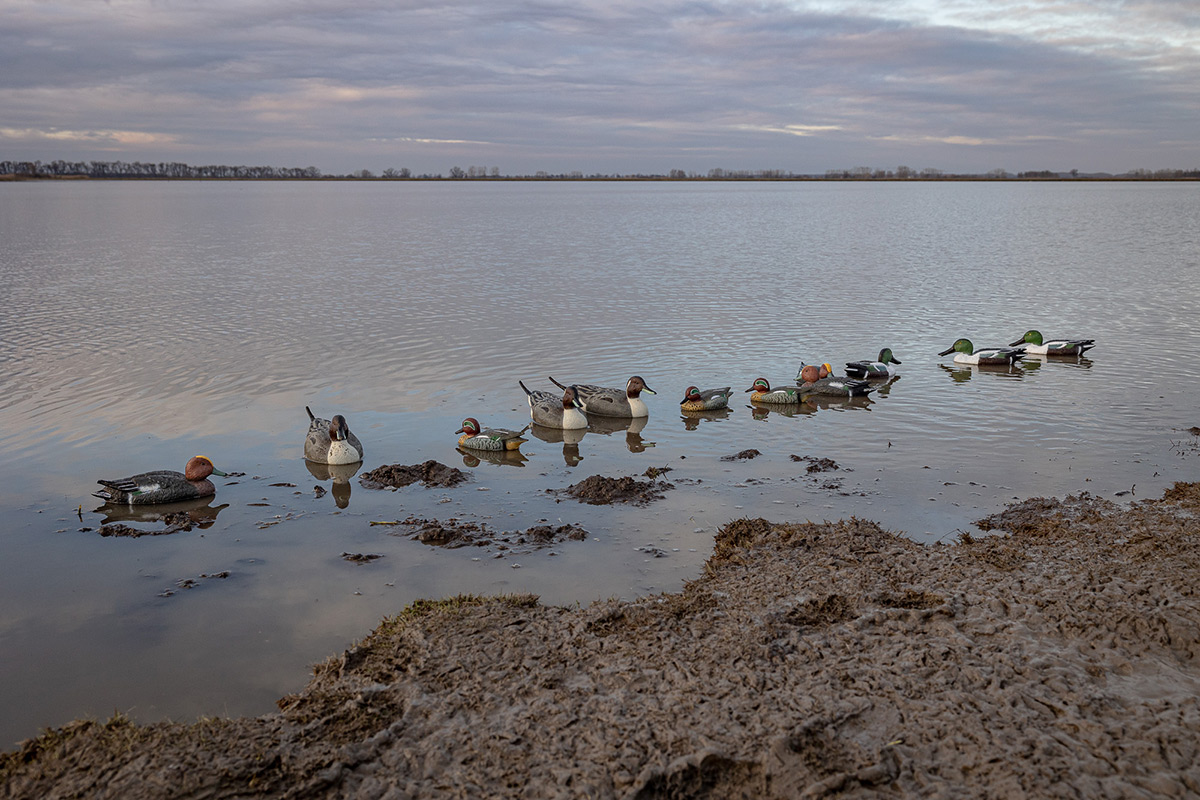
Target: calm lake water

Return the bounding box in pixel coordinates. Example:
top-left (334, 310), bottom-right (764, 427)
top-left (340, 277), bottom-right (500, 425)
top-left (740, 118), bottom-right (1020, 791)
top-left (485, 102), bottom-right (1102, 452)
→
top-left (1, 179), bottom-right (1198, 747)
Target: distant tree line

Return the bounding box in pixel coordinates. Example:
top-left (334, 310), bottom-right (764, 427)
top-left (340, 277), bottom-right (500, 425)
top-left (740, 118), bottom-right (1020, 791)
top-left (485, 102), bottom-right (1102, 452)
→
top-left (3, 159), bottom-right (1198, 181)
top-left (0, 160), bottom-right (322, 179)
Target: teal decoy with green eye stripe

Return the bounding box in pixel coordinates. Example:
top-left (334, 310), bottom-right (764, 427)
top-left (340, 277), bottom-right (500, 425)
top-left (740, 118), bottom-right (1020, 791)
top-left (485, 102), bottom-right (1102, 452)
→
top-left (680, 386), bottom-right (732, 411)
top-left (456, 418), bottom-right (530, 451)
top-left (745, 377), bottom-right (804, 404)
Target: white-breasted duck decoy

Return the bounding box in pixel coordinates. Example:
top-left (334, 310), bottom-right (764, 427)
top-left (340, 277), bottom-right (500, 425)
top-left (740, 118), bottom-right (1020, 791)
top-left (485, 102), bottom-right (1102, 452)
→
top-left (845, 348), bottom-right (902, 379)
top-left (938, 338), bottom-right (1025, 366)
top-left (304, 406), bottom-right (364, 465)
top-left (520, 381), bottom-right (588, 429)
top-left (548, 375), bottom-right (655, 418)
top-left (1010, 330), bottom-right (1095, 357)
top-left (93, 455), bottom-right (228, 505)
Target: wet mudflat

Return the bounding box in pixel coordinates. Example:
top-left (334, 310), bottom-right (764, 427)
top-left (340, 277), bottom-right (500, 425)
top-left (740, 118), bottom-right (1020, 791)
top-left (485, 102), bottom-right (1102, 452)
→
top-left (5, 482), bottom-right (1199, 799)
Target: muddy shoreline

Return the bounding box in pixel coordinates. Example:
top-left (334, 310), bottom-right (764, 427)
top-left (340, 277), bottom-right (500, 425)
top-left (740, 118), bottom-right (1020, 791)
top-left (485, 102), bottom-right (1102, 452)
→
top-left (5, 483), bottom-right (1200, 799)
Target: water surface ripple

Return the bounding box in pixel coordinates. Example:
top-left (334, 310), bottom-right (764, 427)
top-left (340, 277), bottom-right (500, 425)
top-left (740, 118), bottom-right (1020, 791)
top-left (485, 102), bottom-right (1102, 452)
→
top-left (1, 180), bottom-right (1198, 746)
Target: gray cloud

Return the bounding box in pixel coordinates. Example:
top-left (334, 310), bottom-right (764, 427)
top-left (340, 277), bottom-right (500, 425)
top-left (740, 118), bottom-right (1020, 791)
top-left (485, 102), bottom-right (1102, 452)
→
top-left (1, 0), bottom-right (1196, 174)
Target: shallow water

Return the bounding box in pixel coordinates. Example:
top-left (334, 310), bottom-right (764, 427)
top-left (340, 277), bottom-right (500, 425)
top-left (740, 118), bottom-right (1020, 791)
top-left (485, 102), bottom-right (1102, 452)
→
top-left (1, 179), bottom-right (1198, 747)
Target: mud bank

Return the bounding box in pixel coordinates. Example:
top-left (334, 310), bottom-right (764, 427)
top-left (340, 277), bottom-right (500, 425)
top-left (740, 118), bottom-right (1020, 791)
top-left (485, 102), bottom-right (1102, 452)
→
top-left (5, 484), bottom-right (1200, 799)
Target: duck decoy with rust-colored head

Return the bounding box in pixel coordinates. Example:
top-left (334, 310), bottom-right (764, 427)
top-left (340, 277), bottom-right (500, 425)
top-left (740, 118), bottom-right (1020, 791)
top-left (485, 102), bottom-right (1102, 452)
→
top-left (93, 455), bottom-right (229, 505)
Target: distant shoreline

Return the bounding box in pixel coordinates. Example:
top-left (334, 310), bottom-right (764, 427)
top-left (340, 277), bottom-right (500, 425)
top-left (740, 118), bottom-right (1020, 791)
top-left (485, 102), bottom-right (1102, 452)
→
top-left (4, 173), bottom-right (1198, 183)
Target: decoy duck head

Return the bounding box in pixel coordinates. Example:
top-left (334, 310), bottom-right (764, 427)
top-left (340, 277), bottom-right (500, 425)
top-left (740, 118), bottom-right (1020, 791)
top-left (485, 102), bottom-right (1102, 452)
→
top-left (185, 455), bottom-right (226, 481)
top-left (1010, 330), bottom-right (1042, 347)
top-left (939, 338), bottom-right (974, 357)
top-left (561, 386), bottom-right (584, 409)
top-left (745, 378), bottom-right (771, 393)
top-left (682, 386), bottom-right (702, 402)
top-left (456, 418), bottom-right (481, 435)
top-left (798, 364), bottom-right (822, 384)
top-left (329, 415), bottom-right (351, 442)
top-left (878, 348), bottom-right (901, 364)
top-left (627, 375), bottom-right (655, 397)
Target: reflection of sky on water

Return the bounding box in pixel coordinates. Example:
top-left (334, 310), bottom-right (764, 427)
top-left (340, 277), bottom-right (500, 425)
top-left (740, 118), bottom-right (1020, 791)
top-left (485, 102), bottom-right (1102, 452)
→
top-left (2, 180), bottom-right (1200, 747)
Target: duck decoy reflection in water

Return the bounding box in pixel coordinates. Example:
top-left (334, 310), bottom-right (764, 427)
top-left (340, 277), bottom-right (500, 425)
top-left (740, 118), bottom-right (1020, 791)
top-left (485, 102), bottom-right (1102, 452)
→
top-left (527, 423), bottom-right (586, 466)
top-left (681, 407), bottom-right (732, 430)
top-left (1010, 330), bottom-right (1095, 357)
top-left (938, 338), bottom-right (1026, 366)
top-left (457, 447), bottom-right (529, 469)
top-left (939, 363), bottom-right (1026, 384)
top-left (548, 375), bottom-right (655, 418)
top-left (304, 459), bottom-right (361, 508)
top-left (586, 414), bottom-right (654, 453)
top-left (845, 348), bottom-right (902, 380)
top-left (93, 497), bottom-right (230, 528)
top-left (304, 407), bottom-right (364, 465)
top-left (796, 364), bottom-right (874, 397)
top-left (456, 418), bottom-right (530, 451)
top-left (745, 378), bottom-right (803, 404)
top-left (93, 455), bottom-right (228, 505)
top-left (520, 381), bottom-right (588, 429)
top-left (680, 386), bottom-right (732, 412)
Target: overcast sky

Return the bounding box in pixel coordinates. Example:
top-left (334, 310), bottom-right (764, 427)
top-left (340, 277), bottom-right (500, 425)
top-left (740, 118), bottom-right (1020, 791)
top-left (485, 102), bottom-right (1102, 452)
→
top-left (2, 1), bottom-right (1198, 176)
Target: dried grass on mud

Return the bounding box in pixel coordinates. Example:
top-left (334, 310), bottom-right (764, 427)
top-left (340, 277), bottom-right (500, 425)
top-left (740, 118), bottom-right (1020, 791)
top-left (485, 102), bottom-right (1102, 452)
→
top-left (5, 484), bottom-right (1200, 799)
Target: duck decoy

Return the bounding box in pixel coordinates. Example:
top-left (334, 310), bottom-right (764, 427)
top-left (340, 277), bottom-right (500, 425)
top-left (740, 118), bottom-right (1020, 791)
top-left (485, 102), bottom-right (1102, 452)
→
top-left (745, 377), bottom-right (804, 404)
top-left (795, 364), bottom-right (873, 397)
top-left (304, 406), bottom-right (364, 465)
top-left (1010, 330), bottom-right (1095, 357)
top-left (520, 380), bottom-right (588, 429)
top-left (680, 386), bottom-right (732, 412)
top-left (938, 338), bottom-right (1025, 366)
top-left (548, 375), bottom-right (655, 418)
top-left (455, 417), bottom-right (531, 451)
top-left (845, 348), bottom-right (902, 379)
top-left (93, 455), bottom-right (228, 505)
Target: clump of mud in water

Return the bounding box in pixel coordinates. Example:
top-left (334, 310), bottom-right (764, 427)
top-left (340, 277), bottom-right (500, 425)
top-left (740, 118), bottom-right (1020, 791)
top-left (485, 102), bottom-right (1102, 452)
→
top-left (341, 553), bottom-right (384, 564)
top-left (560, 474), bottom-right (673, 506)
top-left (376, 516), bottom-right (589, 554)
top-left (721, 449), bottom-right (761, 461)
top-left (97, 511), bottom-right (200, 538)
top-left (359, 461), bottom-right (467, 489)
top-left (790, 455), bottom-right (840, 473)
top-left (975, 491), bottom-right (1118, 536)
